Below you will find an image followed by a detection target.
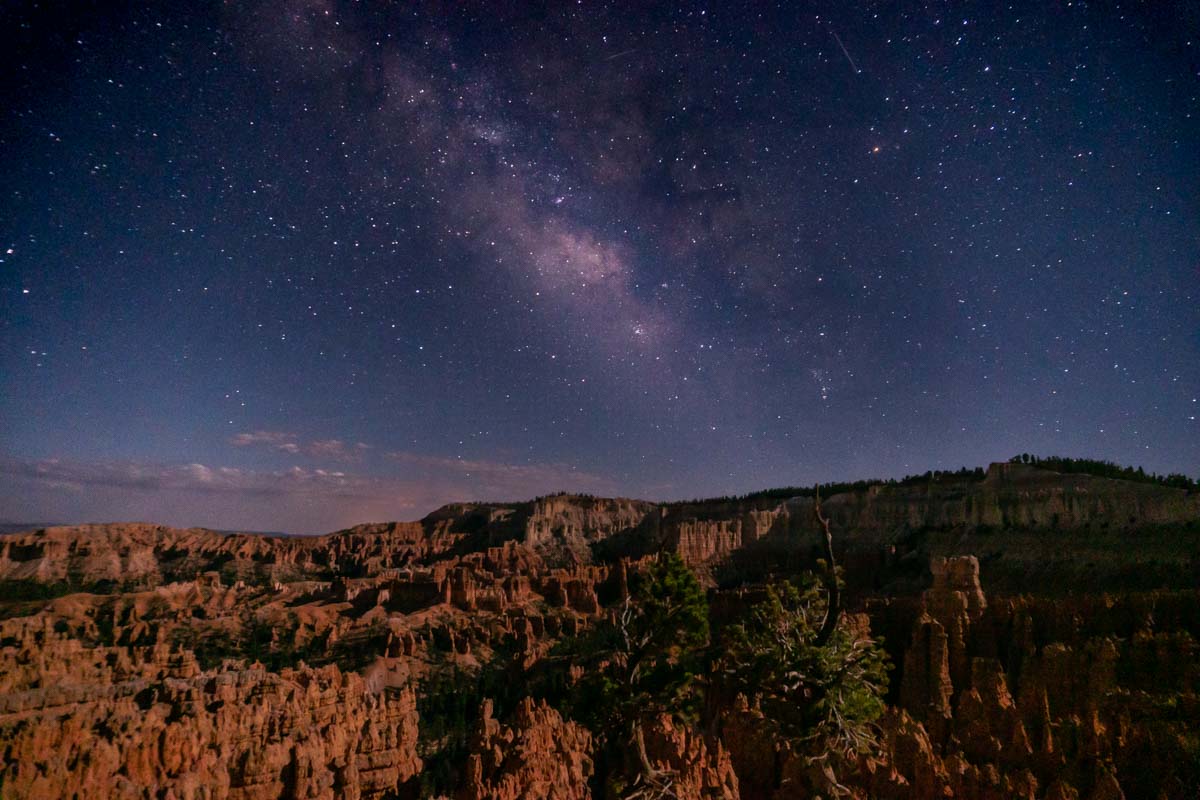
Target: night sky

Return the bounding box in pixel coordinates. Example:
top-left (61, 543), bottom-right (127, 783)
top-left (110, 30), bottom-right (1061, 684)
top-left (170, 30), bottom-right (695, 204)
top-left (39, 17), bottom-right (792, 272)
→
top-left (2, 2), bottom-right (1198, 533)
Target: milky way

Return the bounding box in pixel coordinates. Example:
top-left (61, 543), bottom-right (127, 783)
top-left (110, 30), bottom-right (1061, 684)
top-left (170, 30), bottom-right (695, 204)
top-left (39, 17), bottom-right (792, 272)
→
top-left (1, 2), bottom-right (1197, 532)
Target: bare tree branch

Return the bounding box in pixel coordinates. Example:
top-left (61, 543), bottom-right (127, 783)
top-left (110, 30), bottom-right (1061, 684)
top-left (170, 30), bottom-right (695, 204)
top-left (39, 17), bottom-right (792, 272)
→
top-left (813, 484), bottom-right (842, 647)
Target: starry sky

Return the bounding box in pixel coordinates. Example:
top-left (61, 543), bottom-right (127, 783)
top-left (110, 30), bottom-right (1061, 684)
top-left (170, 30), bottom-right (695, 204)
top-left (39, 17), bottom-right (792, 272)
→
top-left (1, 2), bottom-right (1198, 533)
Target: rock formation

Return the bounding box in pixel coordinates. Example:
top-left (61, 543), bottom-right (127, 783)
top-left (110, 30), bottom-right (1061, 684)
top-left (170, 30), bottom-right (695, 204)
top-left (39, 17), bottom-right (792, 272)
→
top-left (0, 645), bottom-right (421, 799)
top-left (0, 463), bottom-right (1196, 798)
top-left (458, 698), bottom-right (593, 800)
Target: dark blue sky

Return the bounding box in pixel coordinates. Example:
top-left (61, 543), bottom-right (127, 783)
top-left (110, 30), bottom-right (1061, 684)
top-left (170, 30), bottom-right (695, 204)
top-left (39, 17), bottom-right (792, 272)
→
top-left (2, 1), bottom-right (1197, 532)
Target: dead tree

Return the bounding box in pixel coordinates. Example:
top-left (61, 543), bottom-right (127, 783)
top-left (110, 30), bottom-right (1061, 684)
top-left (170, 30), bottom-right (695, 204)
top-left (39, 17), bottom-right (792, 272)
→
top-left (813, 484), bottom-right (842, 647)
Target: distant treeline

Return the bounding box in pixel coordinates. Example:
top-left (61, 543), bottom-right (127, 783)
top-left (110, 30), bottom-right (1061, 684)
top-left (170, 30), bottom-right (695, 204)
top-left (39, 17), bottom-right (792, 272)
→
top-left (667, 466), bottom-right (989, 507)
top-left (1008, 454), bottom-right (1198, 493)
top-left (671, 455), bottom-right (1199, 506)
top-left (528, 457), bottom-right (1197, 509)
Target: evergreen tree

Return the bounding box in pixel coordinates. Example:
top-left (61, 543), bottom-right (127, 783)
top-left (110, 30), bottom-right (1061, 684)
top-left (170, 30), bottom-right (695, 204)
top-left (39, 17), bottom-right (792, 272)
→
top-left (710, 488), bottom-right (890, 797)
top-left (714, 576), bottom-right (889, 760)
top-left (559, 553), bottom-right (709, 798)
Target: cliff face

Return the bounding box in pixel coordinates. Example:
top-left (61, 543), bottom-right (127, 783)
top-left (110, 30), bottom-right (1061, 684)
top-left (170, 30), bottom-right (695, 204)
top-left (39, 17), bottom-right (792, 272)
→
top-left (660, 503), bottom-right (789, 567)
top-left (824, 461), bottom-right (1199, 534)
top-left (521, 496), bottom-right (656, 546)
top-left (871, 556), bottom-right (1200, 800)
top-left (663, 464), bottom-right (1200, 593)
top-left (0, 464), bottom-right (1196, 799)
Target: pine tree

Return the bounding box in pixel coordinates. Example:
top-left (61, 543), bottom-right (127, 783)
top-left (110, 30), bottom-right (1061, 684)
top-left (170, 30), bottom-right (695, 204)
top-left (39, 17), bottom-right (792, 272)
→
top-left (560, 553), bottom-right (709, 798)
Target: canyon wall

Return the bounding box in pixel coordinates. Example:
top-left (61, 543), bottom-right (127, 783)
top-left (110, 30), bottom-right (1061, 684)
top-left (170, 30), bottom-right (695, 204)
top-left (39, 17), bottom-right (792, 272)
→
top-left (0, 464), bottom-right (1196, 798)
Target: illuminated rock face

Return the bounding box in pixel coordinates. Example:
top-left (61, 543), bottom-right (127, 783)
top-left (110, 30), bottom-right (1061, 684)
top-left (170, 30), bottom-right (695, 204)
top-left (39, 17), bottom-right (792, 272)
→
top-left (0, 466), bottom-right (1197, 798)
top-left (459, 698), bottom-right (594, 800)
top-left (0, 651), bottom-right (422, 800)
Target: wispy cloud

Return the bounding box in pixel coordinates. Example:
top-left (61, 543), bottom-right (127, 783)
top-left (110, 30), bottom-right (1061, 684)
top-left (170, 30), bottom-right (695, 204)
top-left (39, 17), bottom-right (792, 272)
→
top-left (309, 439), bottom-right (371, 461)
top-left (0, 456), bottom-right (421, 534)
top-left (230, 430), bottom-right (301, 453)
top-left (0, 453), bottom-right (626, 534)
top-left (230, 431), bottom-right (369, 462)
top-left (1, 458), bottom-right (364, 497)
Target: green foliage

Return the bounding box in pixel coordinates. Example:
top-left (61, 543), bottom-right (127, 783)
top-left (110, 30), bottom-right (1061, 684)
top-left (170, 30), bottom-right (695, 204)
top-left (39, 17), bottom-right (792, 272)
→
top-left (550, 555), bottom-right (890, 796)
top-left (545, 554), bottom-right (710, 796)
top-left (1178, 732), bottom-right (1200, 795)
top-left (168, 617), bottom-right (283, 670)
top-left (714, 575), bottom-right (890, 761)
top-left (532, 491), bottom-right (600, 503)
top-left (562, 554), bottom-right (709, 737)
top-left (241, 617), bottom-right (303, 671)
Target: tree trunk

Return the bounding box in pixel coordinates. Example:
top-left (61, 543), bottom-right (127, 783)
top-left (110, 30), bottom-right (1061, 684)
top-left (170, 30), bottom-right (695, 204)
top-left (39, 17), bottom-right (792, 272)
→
top-left (814, 485), bottom-right (842, 647)
top-left (623, 719), bottom-right (676, 799)
top-left (634, 720), bottom-right (655, 779)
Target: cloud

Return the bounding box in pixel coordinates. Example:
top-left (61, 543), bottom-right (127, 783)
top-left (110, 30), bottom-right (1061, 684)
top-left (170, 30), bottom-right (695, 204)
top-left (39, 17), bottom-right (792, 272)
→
top-left (230, 432), bottom-right (369, 462)
top-left (230, 431), bottom-right (298, 450)
top-left (0, 455), bottom-right (424, 534)
top-left (0, 457), bottom-right (362, 498)
top-left (308, 440), bottom-right (370, 461)
top-left (0, 453), bottom-right (625, 534)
